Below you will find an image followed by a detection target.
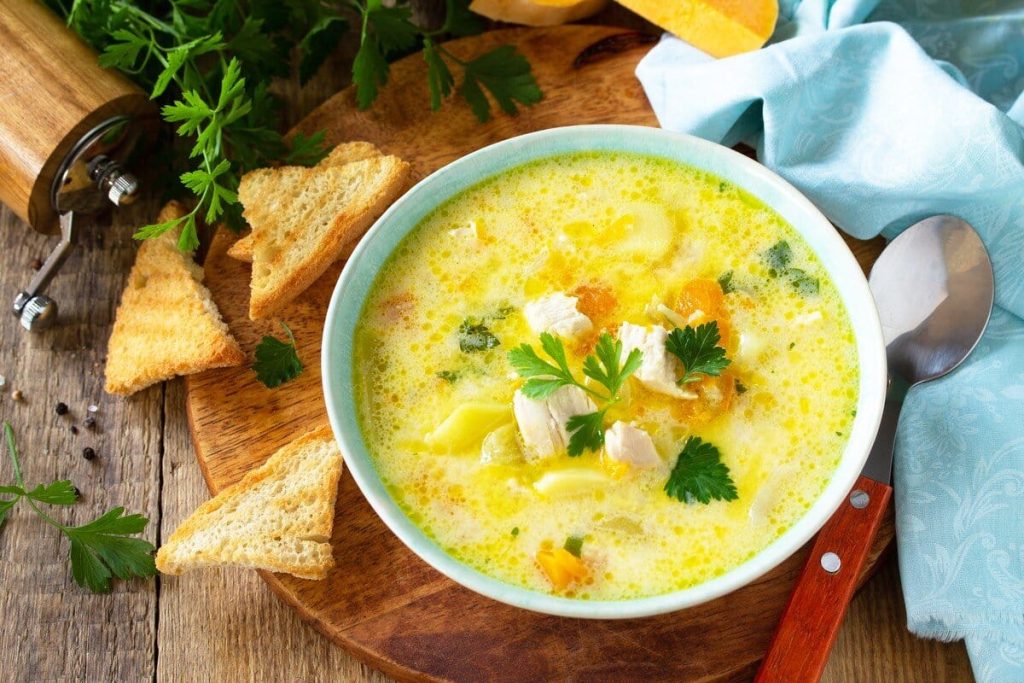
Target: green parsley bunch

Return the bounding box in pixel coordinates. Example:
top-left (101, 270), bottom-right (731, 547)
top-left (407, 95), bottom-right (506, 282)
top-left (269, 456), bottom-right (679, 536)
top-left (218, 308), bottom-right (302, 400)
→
top-left (48, 0), bottom-right (540, 251)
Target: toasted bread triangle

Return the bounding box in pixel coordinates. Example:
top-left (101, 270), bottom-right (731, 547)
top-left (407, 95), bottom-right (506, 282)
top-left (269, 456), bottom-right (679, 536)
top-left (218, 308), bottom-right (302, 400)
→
top-left (104, 201), bottom-right (245, 396)
top-left (239, 148), bottom-right (409, 320)
top-left (226, 141), bottom-right (385, 263)
top-left (156, 426), bottom-right (343, 580)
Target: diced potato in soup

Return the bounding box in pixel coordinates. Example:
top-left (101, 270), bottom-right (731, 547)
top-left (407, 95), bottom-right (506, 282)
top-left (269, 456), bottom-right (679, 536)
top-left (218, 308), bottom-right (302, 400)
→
top-left (353, 152), bottom-right (858, 600)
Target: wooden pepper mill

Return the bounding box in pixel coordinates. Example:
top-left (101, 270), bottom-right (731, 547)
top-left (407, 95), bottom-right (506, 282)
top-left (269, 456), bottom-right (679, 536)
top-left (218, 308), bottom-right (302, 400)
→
top-left (0, 0), bottom-right (154, 330)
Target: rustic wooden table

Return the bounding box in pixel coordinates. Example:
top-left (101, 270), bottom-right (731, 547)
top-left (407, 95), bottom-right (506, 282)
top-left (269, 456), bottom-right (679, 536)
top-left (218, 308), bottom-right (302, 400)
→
top-left (0, 12), bottom-right (975, 682)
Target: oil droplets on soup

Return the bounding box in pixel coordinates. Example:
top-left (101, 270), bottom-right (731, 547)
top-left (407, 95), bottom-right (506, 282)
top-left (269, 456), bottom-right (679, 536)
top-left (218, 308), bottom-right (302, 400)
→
top-left (354, 152), bottom-right (858, 600)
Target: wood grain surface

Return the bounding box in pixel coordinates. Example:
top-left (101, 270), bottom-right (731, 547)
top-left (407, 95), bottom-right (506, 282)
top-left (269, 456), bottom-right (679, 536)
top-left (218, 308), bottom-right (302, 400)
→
top-left (183, 23), bottom-right (910, 683)
top-left (0, 8), bottom-right (973, 683)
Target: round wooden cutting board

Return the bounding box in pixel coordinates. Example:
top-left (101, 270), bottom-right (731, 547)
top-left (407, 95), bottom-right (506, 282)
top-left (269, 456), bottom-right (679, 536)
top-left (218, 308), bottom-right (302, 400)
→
top-left (185, 24), bottom-right (892, 682)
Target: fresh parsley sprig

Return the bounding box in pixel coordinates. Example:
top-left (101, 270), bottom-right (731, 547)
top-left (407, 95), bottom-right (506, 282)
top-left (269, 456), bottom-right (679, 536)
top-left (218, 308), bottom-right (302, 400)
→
top-left (666, 321), bottom-right (731, 385)
top-left (57, 1), bottom-right (541, 249)
top-left (664, 436), bottom-right (738, 505)
top-left (1, 423), bottom-right (156, 593)
top-left (52, 0), bottom-right (341, 249)
top-left (352, 0), bottom-right (542, 122)
top-left (253, 321), bottom-right (303, 388)
top-left (508, 333), bottom-right (642, 456)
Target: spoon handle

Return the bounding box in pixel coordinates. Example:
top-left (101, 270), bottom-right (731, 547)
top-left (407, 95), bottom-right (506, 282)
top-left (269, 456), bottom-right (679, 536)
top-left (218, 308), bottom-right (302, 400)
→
top-left (754, 475), bottom-right (892, 683)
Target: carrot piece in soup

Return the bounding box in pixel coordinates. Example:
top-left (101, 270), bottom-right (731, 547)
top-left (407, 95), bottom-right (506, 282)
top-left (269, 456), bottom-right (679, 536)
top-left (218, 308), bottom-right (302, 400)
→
top-left (675, 278), bottom-right (734, 350)
top-left (675, 278), bottom-right (725, 320)
top-left (671, 370), bottom-right (738, 426)
top-left (572, 282), bottom-right (617, 322)
top-left (537, 547), bottom-right (588, 589)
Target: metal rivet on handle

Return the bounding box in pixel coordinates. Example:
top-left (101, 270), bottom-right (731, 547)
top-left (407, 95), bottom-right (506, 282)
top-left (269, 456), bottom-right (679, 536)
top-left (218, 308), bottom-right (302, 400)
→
top-left (850, 490), bottom-right (870, 509)
top-left (821, 552), bottom-right (841, 574)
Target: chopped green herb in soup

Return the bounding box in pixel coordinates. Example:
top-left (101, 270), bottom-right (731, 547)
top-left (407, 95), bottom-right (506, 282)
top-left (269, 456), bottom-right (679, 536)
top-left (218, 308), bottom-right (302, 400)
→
top-left (354, 152), bottom-right (858, 600)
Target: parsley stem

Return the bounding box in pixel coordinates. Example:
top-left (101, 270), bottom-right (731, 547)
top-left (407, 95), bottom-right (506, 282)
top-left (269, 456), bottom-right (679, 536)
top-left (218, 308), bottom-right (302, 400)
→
top-left (118, 2), bottom-right (175, 34)
top-left (436, 44), bottom-right (466, 66)
top-left (23, 496), bottom-right (68, 533)
top-left (575, 382), bottom-right (611, 404)
top-left (3, 423), bottom-right (25, 489)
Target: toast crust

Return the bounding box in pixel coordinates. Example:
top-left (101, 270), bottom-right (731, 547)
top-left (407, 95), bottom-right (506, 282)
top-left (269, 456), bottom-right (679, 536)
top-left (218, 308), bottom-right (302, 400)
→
top-left (104, 201), bottom-right (245, 396)
top-left (239, 145), bottom-right (409, 320)
top-left (155, 425), bottom-right (343, 580)
top-left (225, 141), bottom-right (385, 265)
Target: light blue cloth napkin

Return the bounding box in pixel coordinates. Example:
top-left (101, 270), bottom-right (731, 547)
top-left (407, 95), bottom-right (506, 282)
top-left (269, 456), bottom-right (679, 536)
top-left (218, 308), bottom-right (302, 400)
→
top-left (635, 3), bottom-right (1024, 680)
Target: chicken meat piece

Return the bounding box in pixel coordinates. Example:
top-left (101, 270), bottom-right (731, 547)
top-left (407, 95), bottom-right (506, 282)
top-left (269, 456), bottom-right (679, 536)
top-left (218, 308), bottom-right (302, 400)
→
top-left (524, 293), bottom-right (593, 341)
top-left (604, 421), bottom-right (661, 468)
top-left (513, 385), bottom-right (597, 461)
top-left (618, 322), bottom-right (696, 399)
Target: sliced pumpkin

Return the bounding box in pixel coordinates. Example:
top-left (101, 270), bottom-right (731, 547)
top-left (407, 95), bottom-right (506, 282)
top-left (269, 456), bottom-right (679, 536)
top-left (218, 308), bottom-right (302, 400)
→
top-left (613, 0), bottom-right (779, 58)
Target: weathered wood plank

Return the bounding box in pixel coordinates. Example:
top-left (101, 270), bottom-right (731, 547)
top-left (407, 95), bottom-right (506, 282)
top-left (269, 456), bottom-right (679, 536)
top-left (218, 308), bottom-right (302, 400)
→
top-left (0, 203), bottom-right (161, 681)
top-left (156, 378), bottom-right (390, 683)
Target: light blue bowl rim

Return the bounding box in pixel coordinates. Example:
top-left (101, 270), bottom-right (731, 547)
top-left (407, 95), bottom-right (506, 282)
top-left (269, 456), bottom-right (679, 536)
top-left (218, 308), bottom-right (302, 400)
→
top-left (322, 124), bottom-right (886, 620)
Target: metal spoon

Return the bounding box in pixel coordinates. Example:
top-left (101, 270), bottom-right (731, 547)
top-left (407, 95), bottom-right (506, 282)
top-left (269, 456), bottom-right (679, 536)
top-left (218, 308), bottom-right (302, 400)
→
top-left (757, 215), bottom-right (994, 682)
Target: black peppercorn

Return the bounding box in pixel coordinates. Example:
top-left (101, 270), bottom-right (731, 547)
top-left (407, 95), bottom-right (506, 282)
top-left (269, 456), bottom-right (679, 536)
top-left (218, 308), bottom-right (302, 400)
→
top-left (55, 402), bottom-right (69, 416)
top-left (30, 258), bottom-right (42, 271)
top-left (82, 447), bottom-right (96, 461)
top-left (72, 486), bottom-right (81, 498)
top-left (70, 425), bottom-right (79, 435)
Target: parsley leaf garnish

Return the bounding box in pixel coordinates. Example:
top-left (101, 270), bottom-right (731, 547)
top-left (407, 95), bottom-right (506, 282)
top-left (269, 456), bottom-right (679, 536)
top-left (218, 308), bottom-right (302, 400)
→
top-left (566, 411), bottom-right (607, 457)
top-left (665, 322), bottom-right (732, 385)
top-left (459, 45), bottom-right (543, 121)
top-left (564, 535), bottom-right (584, 557)
top-left (24, 481), bottom-right (79, 506)
top-left (436, 370), bottom-right (460, 383)
top-left (508, 332), bottom-right (642, 456)
top-left (352, 0), bottom-right (541, 122)
top-left (2, 423), bottom-right (156, 593)
top-left (253, 322), bottom-right (303, 388)
top-left (717, 271), bottom-right (735, 294)
top-left (763, 241), bottom-right (820, 295)
top-left (787, 268), bottom-right (820, 296)
top-left (507, 332), bottom-right (579, 400)
top-left (58, 4), bottom-right (336, 247)
top-left (664, 437), bottom-right (738, 505)
top-left (66, 508), bottom-right (157, 594)
top-left (458, 319), bottom-right (500, 353)
top-left (764, 240), bottom-right (793, 276)
top-left (583, 334), bottom-right (643, 399)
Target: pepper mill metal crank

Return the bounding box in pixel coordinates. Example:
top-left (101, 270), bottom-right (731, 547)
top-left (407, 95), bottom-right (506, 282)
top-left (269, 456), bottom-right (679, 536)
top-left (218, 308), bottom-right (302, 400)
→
top-left (0, 0), bottom-right (154, 331)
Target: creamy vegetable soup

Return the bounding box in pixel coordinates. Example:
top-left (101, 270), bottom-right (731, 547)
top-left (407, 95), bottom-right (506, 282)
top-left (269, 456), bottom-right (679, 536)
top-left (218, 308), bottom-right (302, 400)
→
top-left (353, 151), bottom-right (858, 600)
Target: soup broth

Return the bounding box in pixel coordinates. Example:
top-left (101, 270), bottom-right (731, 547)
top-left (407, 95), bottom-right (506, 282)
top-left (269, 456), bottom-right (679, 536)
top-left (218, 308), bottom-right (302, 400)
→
top-left (353, 152), bottom-right (858, 600)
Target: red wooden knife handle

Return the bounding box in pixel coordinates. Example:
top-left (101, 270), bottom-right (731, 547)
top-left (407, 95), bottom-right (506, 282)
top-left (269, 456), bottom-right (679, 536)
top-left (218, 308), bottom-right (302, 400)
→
top-left (755, 475), bottom-right (893, 683)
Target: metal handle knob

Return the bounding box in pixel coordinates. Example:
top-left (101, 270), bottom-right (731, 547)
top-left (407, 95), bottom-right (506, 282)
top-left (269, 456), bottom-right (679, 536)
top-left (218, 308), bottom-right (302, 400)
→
top-left (11, 211), bottom-right (74, 332)
top-left (16, 294), bottom-right (58, 331)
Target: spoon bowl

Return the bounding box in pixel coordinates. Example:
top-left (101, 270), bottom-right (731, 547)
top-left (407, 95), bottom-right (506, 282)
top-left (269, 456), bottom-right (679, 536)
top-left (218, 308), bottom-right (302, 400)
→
top-left (869, 214), bottom-right (994, 385)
